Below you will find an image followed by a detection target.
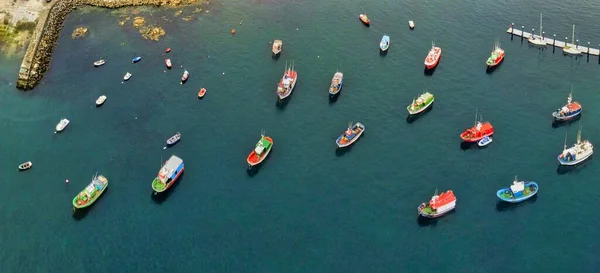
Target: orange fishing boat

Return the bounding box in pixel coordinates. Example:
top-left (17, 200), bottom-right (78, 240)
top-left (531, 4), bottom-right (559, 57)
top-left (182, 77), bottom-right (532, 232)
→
top-left (359, 14), bottom-right (370, 26)
top-left (198, 88), bottom-right (206, 99)
top-left (424, 41), bottom-right (442, 70)
top-left (460, 110), bottom-right (494, 142)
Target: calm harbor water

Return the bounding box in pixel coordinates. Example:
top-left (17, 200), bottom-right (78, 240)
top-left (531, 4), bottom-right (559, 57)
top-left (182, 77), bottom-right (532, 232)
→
top-left (2, 0), bottom-right (600, 271)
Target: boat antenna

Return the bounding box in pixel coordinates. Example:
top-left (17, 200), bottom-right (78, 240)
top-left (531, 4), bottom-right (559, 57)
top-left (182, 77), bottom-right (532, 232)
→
top-left (577, 122), bottom-right (582, 144)
top-left (261, 128), bottom-right (265, 137)
top-left (291, 60), bottom-right (295, 72)
top-left (474, 108), bottom-right (478, 126)
top-left (563, 131), bottom-right (568, 150)
top-left (284, 60), bottom-right (287, 72)
top-left (514, 175), bottom-right (518, 182)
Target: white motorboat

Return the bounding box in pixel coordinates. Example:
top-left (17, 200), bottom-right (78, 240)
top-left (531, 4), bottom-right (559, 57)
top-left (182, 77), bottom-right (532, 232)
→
top-left (96, 95), bottom-right (107, 106)
top-left (93, 59), bottom-right (106, 67)
top-left (123, 72), bottom-right (132, 81)
top-left (528, 13), bottom-right (546, 46)
top-left (408, 20), bottom-right (415, 29)
top-left (55, 118), bottom-right (70, 132)
top-left (478, 136), bottom-right (493, 147)
top-left (558, 127), bottom-right (593, 166)
top-left (563, 25), bottom-right (582, 55)
top-left (18, 161), bottom-right (32, 171)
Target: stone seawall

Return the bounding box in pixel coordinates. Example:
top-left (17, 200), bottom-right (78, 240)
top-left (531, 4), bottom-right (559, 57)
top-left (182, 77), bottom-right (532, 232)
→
top-left (16, 0), bottom-right (200, 90)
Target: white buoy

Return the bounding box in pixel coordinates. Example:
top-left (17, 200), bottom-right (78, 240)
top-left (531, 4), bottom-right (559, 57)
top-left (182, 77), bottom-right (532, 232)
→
top-left (135, 117), bottom-right (138, 119)
top-left (65, 179), bottom-right (69, 183)
top-left (163, 147), bottom-right (167, 150)
top-left (222, 72), bottom-right (225, 75)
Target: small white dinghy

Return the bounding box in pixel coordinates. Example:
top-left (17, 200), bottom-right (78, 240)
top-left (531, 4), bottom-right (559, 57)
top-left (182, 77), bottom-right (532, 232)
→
top-left (123, 72), bottom-right (132, 81)
top-left (408, 20), bottom-right (415, 29)
top-left (96, 95), bottom-right (107, 106)
top-left (18, 161), bottom-right (32, 171)
top-left (55, 118), bottom-right (70, 132)
top-left (478, 135), bottom-right (493, 147)
top-left (93, 59), bottom-right (106, 67)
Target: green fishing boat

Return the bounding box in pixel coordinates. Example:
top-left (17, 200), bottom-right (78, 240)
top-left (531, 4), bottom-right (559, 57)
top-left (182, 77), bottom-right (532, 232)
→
top-left (72, 174), bottom-right (108, 211)
top-left (407, 92), bottom-right (434, 115)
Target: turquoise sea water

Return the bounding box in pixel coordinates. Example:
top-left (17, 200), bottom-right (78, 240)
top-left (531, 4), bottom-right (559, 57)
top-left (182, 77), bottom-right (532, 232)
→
top-left (2, 0), bottom-right (600, 271)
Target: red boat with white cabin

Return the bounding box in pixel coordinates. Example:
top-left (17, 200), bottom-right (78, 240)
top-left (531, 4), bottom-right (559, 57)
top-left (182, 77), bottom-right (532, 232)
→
top-left (424, 41), bottom-right (442, 70)
top-left (460, 110), bottom-right (494, 142)
top-left (276, 61), bottom-right (297, 100)
top-left (418, 190), bottom-right (457, 218)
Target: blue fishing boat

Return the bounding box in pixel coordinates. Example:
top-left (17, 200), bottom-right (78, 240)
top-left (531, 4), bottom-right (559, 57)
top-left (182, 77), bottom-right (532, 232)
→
top-left (380, 35), bottom-right (390, 52)
top-left (336, 122), bottom-right (365, 148)
top-left (328, 71), bottom-right (343, 97)
top-left (552, 90), bottom-right (581, 121)
top-left (496, 176), bottom-right (538, 203)
top-left (132, 56), bottom-right (142, 63)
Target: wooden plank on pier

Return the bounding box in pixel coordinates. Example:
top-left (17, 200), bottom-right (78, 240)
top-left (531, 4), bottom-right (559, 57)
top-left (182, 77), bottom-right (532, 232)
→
top-left (506, 28), bottom-right (600, 56)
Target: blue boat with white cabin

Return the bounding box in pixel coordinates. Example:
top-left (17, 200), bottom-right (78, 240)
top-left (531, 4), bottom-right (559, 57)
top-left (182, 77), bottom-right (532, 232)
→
top-left (336, 122), bottom-right (365, 148)
top-left (496, 176), bottom-right (538, 203)
top-left (132, 56), bottom-right (142, 63)
top-left (328, 71), bottom-right (343, 97)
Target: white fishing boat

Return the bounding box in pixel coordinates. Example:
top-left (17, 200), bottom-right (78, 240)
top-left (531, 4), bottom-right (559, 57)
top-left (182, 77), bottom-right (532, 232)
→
top-left (408, 20), bottom-right (415, 29)
top-left (93, 59), bottom-right (106, 67)
top-left (563, 25), bottom-right (582, 55)
top-left (96, 95), bottom-right (107, 106)
top-left (18, 161), bottom-right (32, 171)
top-left (528, 13), bottom-right (546, 46)
top-left (55, 118), bottom-right (70, 132)
top-left (478, 136), bottom-right (493, 147)
top-left (558, 127), bottom-right (593, 166)
top-left (123, 72), bottom-right (132, 81)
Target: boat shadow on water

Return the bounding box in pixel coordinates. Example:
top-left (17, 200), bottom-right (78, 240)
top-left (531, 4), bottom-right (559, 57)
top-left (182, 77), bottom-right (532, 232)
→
top-left (151, 172), bottom-right (185, 204)
top-left (556, 158), bottom-right (592, 175)
top-left (496, 194), bottom-right (538, 212)
top-left (552, 115), bottom-right (581, 128)
top-left (485, 63), bottom-right (503, 74)
top-left (417, 210), bottom-right (456, 227)
top-left (329, 93), bottom-right (340, 104)
top-left (72, 188), bottom-right (108, 221)
top-left (406, 106), bottom-right (433, 123)
top-left (379, 50), bottom-right (388, 57)
top-left (423, 66), bottom-right (437, 76)
top-left (459, 141), bottom-right (478, 151)
top-left (275, 96), bottom-right (292, 110)
top-left (247, 158), bottom-right (271, 177)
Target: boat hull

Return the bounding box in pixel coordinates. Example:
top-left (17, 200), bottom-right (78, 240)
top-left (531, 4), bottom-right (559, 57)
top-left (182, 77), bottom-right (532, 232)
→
top-left (277, 73), bottom-right (297, 100)
top-left (557, 151), bottom-right (593, 166)
top-left (165, 59), bottom-right (172, 69)
top-left (407, 99), bottom-right (434, 115)
top-left (486, 55), bottom-right (504, 68)
top-left (478, 137), bottom-right (492, 147)
top-left (198, 88), bottom-right (206, 99)
top-left (496, 182), bottom-right (538, 203)
top-left (72, 176), bottom-right (108, 210)
top-left (153, 165), bottom-right (184, 193)
top-left (132, 57), bottom-right (141, 63)
top-left (552, 109), bottom-right (581, 121)
top-left (18, 161), bottom-right (32, 171)
top-left (336, 123), bottom-right (365, 148)
top-left (359, 15), bottom-right (370, 26)
top-left (247, 137), bottom-right (274, 166)
top-left (417, 203), bottom-right (455, 218)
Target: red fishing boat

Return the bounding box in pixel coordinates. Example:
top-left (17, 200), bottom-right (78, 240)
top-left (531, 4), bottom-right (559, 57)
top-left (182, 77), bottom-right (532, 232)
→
top-left (359, 14), bottom-right (370, 26)
top-left (247, 131), bottom-right (273, 167)
top-left (165, 58), bottom-right (172, 69)
top-left (424, 41), bottom-right (442, 70)
top-left (198, 88), bottom-right (206, 99)
top-left (486, 40), bottom-right (505, 68)
top-left (460, 110), bottom-right (494, 142)
top-left (165, 48), bottom-right (171, 53)
top-left (276, 61), bottom-right (297, 100)
top-left (418, 190), bottom-right (457, 218)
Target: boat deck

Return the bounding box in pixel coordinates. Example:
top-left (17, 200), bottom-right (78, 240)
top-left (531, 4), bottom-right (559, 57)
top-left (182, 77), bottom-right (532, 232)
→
top-left (506, 27), bottom-right (600, 56)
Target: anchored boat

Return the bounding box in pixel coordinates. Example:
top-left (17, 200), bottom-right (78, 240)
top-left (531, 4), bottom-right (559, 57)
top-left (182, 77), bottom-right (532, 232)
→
top-left (72, 174), bottom-right (108, 211)
top-left (132, 56), bottom-right (142, 63)
top-left (552, 90), bottom-right (581, 121)
top-left (165, 48), bottom-right (171, 53)
top-left (418, 190), bottom-right (456, 218)
top-left (380, 35), bottom-right (390, 52)
top-left (336, 122), bottom-right (365, 148)
top-left (165, 58), bottom-right (172, 69)
top-left (272, 39), bottom-right (283, 56)
top-left (247, 131), bottom-right (274, 167)
top-left (558, 127), bottom-right (593, 166)
top-left (96, 95), bottom-right (107, 106)
top-left (563, 25), bottom-right (581, 55)
top-left (478, 136), bottom-right (493, 147)
top-left (486, 40), bottom-right (505, 68)
top-left (152, 155), bottom-right (184, 194)
top-left (528, 13), bottom-right (547, 46)
top-left (276, 61), bottom-right (297, 100)
top-left (424, 41), bottom-right (442, 70)
top-left (123, 72), bottom-right (132, 81)
top-left (198, 88), bottom-right (206, 99)
top-left (407, 92), bottom-right (434, 115)
top-left (93, 59), bottom-right (105, 67)
top-left (166, 132), bottom-right (181, 146)
top-left (460, 110), bottom-right (494, 142)
top-left (18, 161), bottom-right (32, 171)
top-left (181, 70), bottom-right (189, 84)
top-left (55, 118), bottom-right (70, 132)
top-left (359, 14), bottom-right (370, 26)
top-left (408, 20), bottom-right (415, 29)
top-left (497, 176), bottom-right (538, 203)
top-left (328, 71), bottom-right (343, 97)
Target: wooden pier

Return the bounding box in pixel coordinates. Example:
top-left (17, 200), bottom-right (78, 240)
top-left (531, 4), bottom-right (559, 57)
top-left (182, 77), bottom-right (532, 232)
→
top-left (506, 26), bottom-right (600, 56)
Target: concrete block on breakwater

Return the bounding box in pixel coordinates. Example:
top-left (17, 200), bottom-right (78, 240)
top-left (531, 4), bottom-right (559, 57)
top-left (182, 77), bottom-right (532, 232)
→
top-left (16, 0), bottom-right (202, 90)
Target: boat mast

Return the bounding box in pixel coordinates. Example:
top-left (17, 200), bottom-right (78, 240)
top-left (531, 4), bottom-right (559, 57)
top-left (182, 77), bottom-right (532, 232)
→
top-left (539, 13), bottom-right (543, 37)
top-left (571, 25), bottom-right (575, 45)
top-left (261, 128), bottom-right (265, 137)
top-left (577, 123), bottom-right (582, 144)
top-left (514, 175), bottom-right (518, 183)
top-left (563, 131), bottom-right (568, 150)
top-left (474, 108), bottom-right (478, 126)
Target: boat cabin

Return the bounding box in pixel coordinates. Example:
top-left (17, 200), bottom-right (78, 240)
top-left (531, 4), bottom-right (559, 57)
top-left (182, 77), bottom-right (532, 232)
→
top-left (510, 181), bottom-right (525, 197)
top-left (255, 138), bottom-right (272, 155)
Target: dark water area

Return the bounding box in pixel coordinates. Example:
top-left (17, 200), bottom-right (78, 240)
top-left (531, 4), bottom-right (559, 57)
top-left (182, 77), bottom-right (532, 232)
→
top-left (1, 0), bottom-right (600, 271)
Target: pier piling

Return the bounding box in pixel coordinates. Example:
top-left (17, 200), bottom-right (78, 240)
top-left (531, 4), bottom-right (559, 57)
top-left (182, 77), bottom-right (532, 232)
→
top-left (520, 26), bottom-right (524, 42)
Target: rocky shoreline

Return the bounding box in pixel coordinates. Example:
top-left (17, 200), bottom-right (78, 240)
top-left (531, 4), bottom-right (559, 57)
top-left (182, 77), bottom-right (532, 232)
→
top-left (16, 0), bottom-right (202, 90)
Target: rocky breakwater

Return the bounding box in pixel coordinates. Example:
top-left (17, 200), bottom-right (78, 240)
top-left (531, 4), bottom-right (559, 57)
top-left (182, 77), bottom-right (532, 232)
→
top-left (16, 0), bottom-right (202, 91)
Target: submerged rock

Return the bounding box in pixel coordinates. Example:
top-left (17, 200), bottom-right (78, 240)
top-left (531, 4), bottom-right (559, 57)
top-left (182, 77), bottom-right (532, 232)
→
top-left (140, 26), bottom-right (165, 41)
top-left (71, 27), bottom-right (88, 39)
top-left (132, 16), bottom-right (145, 28)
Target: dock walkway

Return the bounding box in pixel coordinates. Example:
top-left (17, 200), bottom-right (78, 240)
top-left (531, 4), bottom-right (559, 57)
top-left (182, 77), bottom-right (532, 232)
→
top-left (506, 27), bottom-right (600, 56)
